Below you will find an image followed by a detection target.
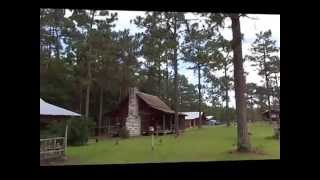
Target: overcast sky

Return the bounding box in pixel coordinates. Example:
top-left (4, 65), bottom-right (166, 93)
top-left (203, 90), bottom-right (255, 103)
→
top-left (66, 10), bottom-right (280, 108)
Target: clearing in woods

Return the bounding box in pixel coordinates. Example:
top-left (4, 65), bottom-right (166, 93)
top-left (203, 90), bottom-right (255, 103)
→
top-left (59, 121), bottom-right (279, 165)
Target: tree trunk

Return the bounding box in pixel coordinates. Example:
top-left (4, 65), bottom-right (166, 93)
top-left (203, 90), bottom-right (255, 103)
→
top-left (197, 63), bottom-right (202, 128)
top-left (84, 10), bottom-right (96, 119)
top-left (274, 73), bottom-right (280, 105)
top-left (224, 63), bottom-right (230, 127)
top-left (250, 102), bottom-right (254, 123)
top-left (211, 81), bottom-right (215, 110)
top-left (85, 62), bottom-right (91, 119)
top-left (79, 85), bottom-right (82, 114)
top-left (263, 48), bottom-right (271, 111)
top-left (231, 14), bottom-right (251, 152)
top-left (158, 59), bottom-right (162, 97)
top-left (98, 88), bottom-right (104, 136)
top-left (166, 53), bottom-right (169, 101)
top-left (119, 87), bottom-right (122, 103)
top-left (54, 27), bottom-right (60, 60)
top-left (173, 16), bottom-right (180, 136)
top-left (49, 26), bottom-right (53, 59)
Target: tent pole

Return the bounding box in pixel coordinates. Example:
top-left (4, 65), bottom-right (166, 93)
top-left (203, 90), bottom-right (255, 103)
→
top-left (64, 120), bottom-right (68, 159)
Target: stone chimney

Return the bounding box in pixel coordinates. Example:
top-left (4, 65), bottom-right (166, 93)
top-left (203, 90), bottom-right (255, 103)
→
top-left (125, 87), bottom-right (141, 136)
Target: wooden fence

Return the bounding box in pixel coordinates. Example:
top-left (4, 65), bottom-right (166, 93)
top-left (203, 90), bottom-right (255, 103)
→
top-left (40, 137), bottom-right (65, 160)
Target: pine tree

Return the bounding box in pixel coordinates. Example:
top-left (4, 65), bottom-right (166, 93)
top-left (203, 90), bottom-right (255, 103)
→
top-left (182, 19), bottom-right (217, 128)
top-left (230, 14), bottom-right (251, 152)
top-left (247, 30), bottom-right (279, 111)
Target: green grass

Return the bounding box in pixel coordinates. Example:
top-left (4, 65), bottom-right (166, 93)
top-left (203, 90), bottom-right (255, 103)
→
top-left (62, 122), bottom-right (279, 165)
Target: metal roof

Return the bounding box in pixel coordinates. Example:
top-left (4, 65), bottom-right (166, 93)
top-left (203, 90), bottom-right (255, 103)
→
top-left (40, 98), bottom-right (81, 117)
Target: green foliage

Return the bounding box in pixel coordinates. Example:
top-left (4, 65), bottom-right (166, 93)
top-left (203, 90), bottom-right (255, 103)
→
top-left (40, 118), bottom-right (95, 146)
top-left (246, 30), bottom-right (280, 109)
top-left (67, 118), bottom-right (96, 146)
top-left (40, 122), bottom-right (66, 139)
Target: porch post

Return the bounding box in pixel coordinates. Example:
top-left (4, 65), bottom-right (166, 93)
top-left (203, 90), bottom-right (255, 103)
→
top-left (64, 120), bottom-right (68, 158)
top-left (163, 114), bottom-right (165, 130)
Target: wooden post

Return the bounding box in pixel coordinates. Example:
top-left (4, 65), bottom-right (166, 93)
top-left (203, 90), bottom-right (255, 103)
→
top-left (169, 116), bottom-right (172, 131)
top-left (53, 138), bottom-right (56, 157)
top-left (149, 126), bottom-right (154, 150)
top-left (163, 115), bottom-right (165, 131)
top-left (64, 120), bottom-right (68, 158)
top-left (152, 133), bottom-right (154, 150)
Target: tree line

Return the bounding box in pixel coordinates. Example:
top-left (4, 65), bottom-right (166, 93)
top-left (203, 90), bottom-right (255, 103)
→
top-left (40, 9), bottom-right (280, 152)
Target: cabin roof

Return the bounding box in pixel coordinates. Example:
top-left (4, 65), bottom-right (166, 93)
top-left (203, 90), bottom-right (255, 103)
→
top-left (136, 92), bottom-right (175, 114)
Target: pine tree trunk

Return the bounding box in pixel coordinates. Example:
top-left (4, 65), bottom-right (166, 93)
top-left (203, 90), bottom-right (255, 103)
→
top-left (266, 75), bottom-right (271, 110)
top-left (99, 88), bottom-right (104, 136)
top-left (119, 87), bottom-right (122, 103)
top-left (79, 85), bottom-right (82, 114)
top-left (158, 59), bottom-right (162, 97)
top-left (49, 26), bottom-right (53, 59)
top-left (197, 63), bottom-right (202, 128)
top-left (211, 81), bottom-right (215, 110)
top-left (54, 27), bottom-right (60, 60)
top-left (84, 10), bottom-right (96, 119)
top-left (275, 74), bottom-right (280, 104)
top-left (166, 54), bottom-right (169, 101)
top-left (173, 16), bottom-right (179, 136)
top-left (231, 14), bottom-right (251, 152)
top-left (263, 48), bottom-right (271, 111)
top-left (251, 102), bottom-right (254, 123)
top-left (85, 62), bottom-right (91, 119)
top-left (224, 63), bottom-right (230, 127)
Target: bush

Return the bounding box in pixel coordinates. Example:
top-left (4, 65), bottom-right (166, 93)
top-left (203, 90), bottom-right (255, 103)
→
top-left (40, 121), bottom-right (66, 139)
top-left (41, 117), bottom-right (95, 146)
top-left (119, 127), bottom-right (129, 139)
top-left (67, 117), bottom-right (96, 146)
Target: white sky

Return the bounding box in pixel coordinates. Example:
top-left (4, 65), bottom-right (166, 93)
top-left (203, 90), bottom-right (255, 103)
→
top-left (65, 10), bottom-right (280, 108)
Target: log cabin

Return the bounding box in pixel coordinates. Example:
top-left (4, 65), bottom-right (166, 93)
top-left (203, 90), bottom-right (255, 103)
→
top-left (108, 87), bottom-right (186, 136)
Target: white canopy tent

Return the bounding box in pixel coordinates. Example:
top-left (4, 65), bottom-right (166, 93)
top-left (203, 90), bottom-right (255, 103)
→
top-left (40, 98), bottom-right (81, 117)
top-left (40, 98), bottom-right (81, 162)
top-left (206, 116), bottom-right (214, 120)
top-left (183, 112), bottom-right (204, 120)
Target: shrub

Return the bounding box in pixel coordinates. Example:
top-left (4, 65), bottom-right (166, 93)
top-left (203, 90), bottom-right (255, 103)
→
top-left (40, 121), bottom-right (66, 139)
top-left (119, 127), bottom-right (129, 139)
top-left (67, 117), bottom-right (96, 146)
top-left (41, 117), bottom-right (95, 146)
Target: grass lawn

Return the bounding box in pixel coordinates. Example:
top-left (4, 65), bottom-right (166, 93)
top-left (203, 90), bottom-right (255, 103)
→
top-left (61, 122), bottom-right (279, 165)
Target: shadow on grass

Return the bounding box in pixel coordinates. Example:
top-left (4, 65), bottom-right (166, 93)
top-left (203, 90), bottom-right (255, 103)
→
top-left (265, 136), bottom-right (279, 140)
top-left (227, 147), bottom-right (268, 156)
